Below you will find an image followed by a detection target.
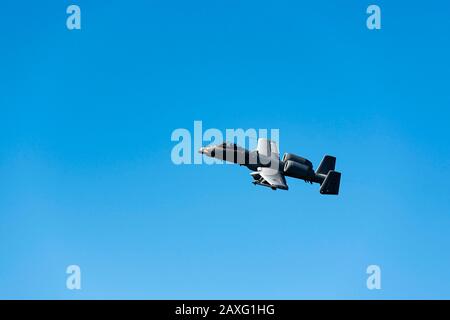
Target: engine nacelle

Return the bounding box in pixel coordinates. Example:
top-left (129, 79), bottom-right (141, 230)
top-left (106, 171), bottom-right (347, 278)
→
top-left (282, 153), bottom-right (313, 169)
top-left (283, 160), bottom-right (315, 180)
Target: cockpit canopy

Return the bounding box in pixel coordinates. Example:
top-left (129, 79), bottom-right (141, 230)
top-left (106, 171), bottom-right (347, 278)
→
top-left (203, 141), bottom-right (247, 153)
top-left (214, 142), bottom-right (247, 152)
top-left (221, 142), bottom-right (237, 148)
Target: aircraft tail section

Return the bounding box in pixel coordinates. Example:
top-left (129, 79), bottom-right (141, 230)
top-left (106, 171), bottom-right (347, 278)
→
top-left (316, 155), bottom-right (340, 195)
top-left (319, 170), bottom-right (341, 195)
top-left (316, 155), bottom-right (336, 175)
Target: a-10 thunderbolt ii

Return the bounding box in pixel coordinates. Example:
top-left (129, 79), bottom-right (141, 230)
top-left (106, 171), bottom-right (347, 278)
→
top-left (199, 138), bottom-right (341, 194)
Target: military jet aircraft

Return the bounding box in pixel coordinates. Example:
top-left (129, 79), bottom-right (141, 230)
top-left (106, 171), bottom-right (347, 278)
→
top-left (199, 138), bottom-right (341, 194)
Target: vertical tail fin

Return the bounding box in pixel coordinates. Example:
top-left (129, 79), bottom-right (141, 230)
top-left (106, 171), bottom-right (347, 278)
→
top-left (319, 170), bottom-right (341, 195)
top-left (316, 155), bottom-right (336, 175)
top-left (317, 155), bottom-right (340, 195)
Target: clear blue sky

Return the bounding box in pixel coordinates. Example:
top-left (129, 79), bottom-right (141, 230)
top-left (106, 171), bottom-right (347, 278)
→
top-left (1, 0), bottom-right (450, 299)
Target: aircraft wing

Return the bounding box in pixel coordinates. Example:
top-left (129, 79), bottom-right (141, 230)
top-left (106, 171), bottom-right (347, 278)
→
top-left (251, 167), bottom-right (288, 190)
top-left (257, 138), bottom-right (279, 158)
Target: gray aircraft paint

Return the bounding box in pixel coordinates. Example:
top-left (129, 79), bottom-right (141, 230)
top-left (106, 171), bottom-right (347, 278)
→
top-left (199, 138), bottom-right (341, 194)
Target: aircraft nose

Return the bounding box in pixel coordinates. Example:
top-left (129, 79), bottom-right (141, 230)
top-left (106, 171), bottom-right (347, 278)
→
top-left (199, 147), bottom-right (212, 156)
